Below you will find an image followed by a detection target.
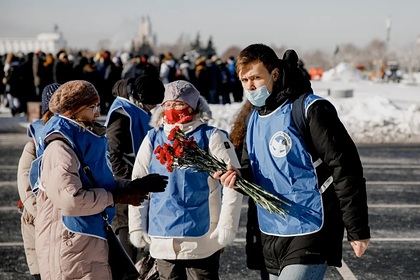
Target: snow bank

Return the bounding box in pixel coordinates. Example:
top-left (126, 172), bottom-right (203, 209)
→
top-left (208, 79), bottom-right (420, 144)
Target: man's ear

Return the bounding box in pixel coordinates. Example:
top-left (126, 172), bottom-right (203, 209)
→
top-left (272, 68), bottom-right (280, 82)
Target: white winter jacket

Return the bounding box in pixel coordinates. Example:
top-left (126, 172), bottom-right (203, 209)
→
top-left (128, 97), bottom-right (243, 260)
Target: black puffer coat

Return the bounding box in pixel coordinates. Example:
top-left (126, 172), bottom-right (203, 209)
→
top-left (240, 50), bottom-right (370, 275)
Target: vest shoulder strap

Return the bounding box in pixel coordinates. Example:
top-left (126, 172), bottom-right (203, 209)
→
top-left (45, 138), bottom-right (97, 188)
top-left (291, 92), bottom-right (311, 140)
top-left (291, 93), bottom-right (333, 193)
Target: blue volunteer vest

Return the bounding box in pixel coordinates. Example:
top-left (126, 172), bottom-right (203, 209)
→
top-left (28, 120), bottom-right (47, 195)
top-left (38, 115), bottom-right (116, 239)
top-left (147, 125), bottom-right (217, 237)
top-left (27, 119), bottom-right (45, 157)
top-left (105, 97), bottom-right (151, 156)
top-left (247, 94), bottom-right (324, 237)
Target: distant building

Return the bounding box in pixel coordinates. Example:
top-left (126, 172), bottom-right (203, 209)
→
top-left (133, 16), bottom-right (157, 49)
top-left (0, 31), bottom-right (66, 55)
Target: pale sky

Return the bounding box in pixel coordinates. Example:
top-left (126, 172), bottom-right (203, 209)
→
top-left (0, 0), bottom-right (419, 55)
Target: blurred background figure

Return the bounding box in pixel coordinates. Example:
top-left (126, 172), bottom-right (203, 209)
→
top-left (159, 52), bottom-right (177, 84)
top-left (226, 56), bottom-right (243, 103)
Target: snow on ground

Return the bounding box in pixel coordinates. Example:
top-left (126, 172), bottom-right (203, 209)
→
top-left (208, 65), bottom-right (420, 144)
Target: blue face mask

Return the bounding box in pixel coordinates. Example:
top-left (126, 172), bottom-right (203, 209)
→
top-left (243, 85), bottom-right (270, 107)
top-left (243, 75), bottom-right (273, 107)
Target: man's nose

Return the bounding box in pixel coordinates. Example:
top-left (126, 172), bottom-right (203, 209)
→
top-left (245, 81), bottom-right (256, 91)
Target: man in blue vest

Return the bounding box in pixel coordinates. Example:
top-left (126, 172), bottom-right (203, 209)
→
top-left (216, 44), bottom-right (370, 280)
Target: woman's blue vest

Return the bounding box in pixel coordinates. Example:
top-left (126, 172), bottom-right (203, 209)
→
top-left (27, 119), bottom-right (45, 157)
top-left (147, 125), bottom-right (217, 237)
top-left (246, 94), bottom-right (324, 237)
top-left (105, 97), bottom-right (151, 156)
top-left (39, 115), bottom-right (116, 240)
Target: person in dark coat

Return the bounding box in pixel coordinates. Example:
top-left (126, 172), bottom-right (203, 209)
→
top-left (105, 71), bottom-right (165, 262)
top-left (3, 53), bottom-right (24, 115)
top-left (81, 58), bottom-right (103, 97)
top-left (21, 52), bottom-right (37, 103)
top-left (97, 50), bottom-right (122, 114)
top-left (226, 56), bottom-right (243, 102)
top-left (53, 52), bottom-right (73, 84)
top-left (194, 56), bottom-right (210, 101)
top-left (37, 53), bottom-right (55, 94)
top-left (215, 44), bottom-right (370, 280)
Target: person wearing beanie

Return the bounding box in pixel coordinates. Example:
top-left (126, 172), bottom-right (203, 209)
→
top-left (16, 82), bottom-right (61, 280)
top-left (105, 74), bottom-right (165, 264)
top-left (128, 80), bottom-right (243, 279)
top-left (33, 80), bottom-right (168, 280)
top-left (41, 83), bottom-right (61, 116)
top-left (215, 44), bottom-right (370, 280)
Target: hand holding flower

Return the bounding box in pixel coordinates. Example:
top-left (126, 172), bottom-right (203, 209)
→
top-left (213, 164), bottom-right (240, 189)
top-left (154, 127), bottom-right (291, 218)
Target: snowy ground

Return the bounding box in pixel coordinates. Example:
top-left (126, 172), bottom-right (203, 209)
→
top-left (209, 78), bottom-right (420, 144)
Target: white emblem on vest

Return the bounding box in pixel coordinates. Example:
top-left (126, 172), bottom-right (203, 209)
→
top-left (269, 131), bottom-right (292, 158)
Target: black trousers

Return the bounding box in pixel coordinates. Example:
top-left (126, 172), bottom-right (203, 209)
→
top-left (156, 250), bottom-right (221, 280)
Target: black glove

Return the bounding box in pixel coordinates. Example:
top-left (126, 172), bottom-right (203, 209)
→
top-left (111, 174), bottom-right (168, 206)
top-left (111, 188), bottom-right (148, 206)
top-left (128, 173), bottom-right (169, 193)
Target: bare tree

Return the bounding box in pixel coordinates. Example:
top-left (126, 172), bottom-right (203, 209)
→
top-left (302, 50), bottom-right (331, 70)
top-left (364, 39), bottom-right (387, 61)
top-left (155, 33), bottom-right (192, 58)
top-left (220, 46), bottom-right (242, 61)
top-left (335, 43), bottom-right (361, 64)
top-left (205, 36), bottom-right (216, 58)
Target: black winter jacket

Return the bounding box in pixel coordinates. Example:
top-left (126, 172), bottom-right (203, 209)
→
top-left (241, 97), bottom-right (370, 275)
top-left (106, 110), bottom-right (135, 231)
top-left (106, 110), bottom-right (135, 180)
top-left (239, 50), bottom-right (370, 275)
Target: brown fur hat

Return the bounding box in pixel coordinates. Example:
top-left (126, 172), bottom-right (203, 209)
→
top-left (49, 80), bottom-right (99, 117)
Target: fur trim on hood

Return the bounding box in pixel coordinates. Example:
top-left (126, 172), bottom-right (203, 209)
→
top-left (150, 96), bottom-right (212, 130)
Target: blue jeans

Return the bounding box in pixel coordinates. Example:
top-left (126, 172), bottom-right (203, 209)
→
top-left (269, 264), bottom-right (327, 280)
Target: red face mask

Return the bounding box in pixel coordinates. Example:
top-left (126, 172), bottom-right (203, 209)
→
top-left (164, 108), bottom-right (194, 124)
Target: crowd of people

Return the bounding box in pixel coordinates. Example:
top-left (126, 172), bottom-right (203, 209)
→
top-left (1, 49), bottom-right (244, 117)
top-left (15, 43), bottom-right (370, 280)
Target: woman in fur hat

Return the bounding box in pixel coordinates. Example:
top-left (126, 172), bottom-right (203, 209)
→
top-left (128, 80), bottom-right (243, 279)
top-left (34, 80), bottom-right (168, 280)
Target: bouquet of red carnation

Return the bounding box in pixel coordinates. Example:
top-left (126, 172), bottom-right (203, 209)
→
top-left (154, 126), bottom-right (291, 218)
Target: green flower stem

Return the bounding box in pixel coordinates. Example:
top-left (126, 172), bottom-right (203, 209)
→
top-left (168, 129), bottom-right (291, 219)
top-left (174, 145), bottom-right (290, 218)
